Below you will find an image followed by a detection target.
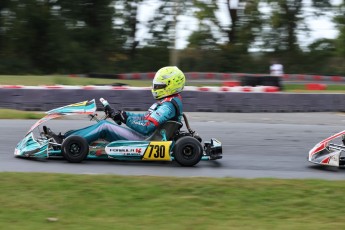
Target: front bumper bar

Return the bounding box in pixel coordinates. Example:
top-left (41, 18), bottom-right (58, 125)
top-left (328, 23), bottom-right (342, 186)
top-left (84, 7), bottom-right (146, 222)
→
top-left (204, 138), bottom-right (222, 160)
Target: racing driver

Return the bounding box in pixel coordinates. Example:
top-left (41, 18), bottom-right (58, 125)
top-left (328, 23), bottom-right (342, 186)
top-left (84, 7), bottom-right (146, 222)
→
top-left (46, 66), bottom-right (185, 143)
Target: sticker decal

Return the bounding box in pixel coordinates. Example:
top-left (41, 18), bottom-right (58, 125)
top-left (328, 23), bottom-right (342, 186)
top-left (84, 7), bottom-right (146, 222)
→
top-left (105, 146), bottom-right (146, 156)
top-left (328, 151), bottom-right (340, 167)
top-left (142, 141), bottom-right (172, 161)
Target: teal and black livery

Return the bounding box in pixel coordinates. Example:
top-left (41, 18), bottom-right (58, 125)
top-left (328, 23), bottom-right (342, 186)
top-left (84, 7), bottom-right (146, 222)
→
top-left (14, 99), bottom-right (222, 166)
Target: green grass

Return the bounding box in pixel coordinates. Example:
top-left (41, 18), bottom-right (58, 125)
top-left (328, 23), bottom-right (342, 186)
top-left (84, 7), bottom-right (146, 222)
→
top-left (0, 109), bottom-right (44, 119)
top-left (0, 172), bottom-right (345, 230)
top-left (0, 75), bottom-right (221, 87)
top-left (0, 75), bottom-right (153, 87)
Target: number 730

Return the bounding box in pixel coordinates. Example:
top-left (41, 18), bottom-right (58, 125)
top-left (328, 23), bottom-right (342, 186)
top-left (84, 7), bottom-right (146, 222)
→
top-left (148, 145), bottom-right (165, 158)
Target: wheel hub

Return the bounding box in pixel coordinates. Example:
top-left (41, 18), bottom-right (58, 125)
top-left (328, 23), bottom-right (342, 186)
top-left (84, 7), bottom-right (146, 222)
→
top-left (183, 146), bottom-right (193, 158)
top-left (70, 143), bottom-right (81, 155)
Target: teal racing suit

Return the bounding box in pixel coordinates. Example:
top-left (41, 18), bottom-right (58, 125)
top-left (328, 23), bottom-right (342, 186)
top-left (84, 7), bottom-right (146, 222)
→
top-left (65, 94), bottom-right (183, 143)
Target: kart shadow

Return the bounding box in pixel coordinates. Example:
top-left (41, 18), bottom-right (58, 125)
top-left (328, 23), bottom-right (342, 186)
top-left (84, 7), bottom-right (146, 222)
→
top-left (82, 159), bottom-right (223, 168)
top-left (308, 164), bottom-right (344, 172)
top-left (25, 156), bottom-right (223, 168)
top-left (15, 156), bottom-right (51, 162)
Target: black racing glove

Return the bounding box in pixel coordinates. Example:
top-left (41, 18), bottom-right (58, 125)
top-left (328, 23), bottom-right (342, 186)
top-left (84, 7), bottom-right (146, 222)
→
top-left (113, 110), bottom-right (128, 124)
top-left (100, 98), bottom-right (123, 125)
top-left (104, 104), bottom-right (115, 118)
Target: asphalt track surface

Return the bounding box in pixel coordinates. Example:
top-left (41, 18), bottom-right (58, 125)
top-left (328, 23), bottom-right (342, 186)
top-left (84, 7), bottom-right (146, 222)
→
top-left (3, 112), bottom-right (345, 180)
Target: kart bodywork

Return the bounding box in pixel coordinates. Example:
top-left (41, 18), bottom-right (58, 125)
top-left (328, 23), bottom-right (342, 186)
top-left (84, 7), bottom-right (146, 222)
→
top-left (308, 130), bottom-right (345, 167)
top-left (14, 99), bottom-right (222, 166)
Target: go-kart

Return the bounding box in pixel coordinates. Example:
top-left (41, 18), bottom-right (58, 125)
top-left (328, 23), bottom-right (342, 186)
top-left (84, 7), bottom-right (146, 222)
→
top-left (14, 99), bottom-right (222, 166)
top-left (308, 130), bottom-right (345, 168)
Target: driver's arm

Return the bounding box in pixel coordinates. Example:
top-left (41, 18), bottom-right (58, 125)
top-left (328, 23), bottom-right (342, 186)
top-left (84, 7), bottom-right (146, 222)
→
top-left (124, 102), bottom-right (176, 136)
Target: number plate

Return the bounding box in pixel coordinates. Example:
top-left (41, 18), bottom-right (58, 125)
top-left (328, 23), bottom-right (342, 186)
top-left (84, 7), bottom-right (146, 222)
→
top-left (142, 141), bottom-right (172, 161)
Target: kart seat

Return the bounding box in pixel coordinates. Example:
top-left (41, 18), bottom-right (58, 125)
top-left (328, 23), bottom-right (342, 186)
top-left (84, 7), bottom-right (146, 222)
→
top-left (145, 120), bottom-right (182, 141)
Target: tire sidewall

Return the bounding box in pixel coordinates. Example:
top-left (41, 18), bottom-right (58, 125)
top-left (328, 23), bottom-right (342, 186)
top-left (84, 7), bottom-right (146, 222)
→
top-left (62, 136), bottom-right (89, 163)
top-left (173, 136), bottom-right (203, 166)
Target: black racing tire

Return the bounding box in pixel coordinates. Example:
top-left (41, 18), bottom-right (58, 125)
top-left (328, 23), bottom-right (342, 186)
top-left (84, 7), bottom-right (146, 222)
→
top-left (61, 136), bottom-right (89, 163)
top-left (173, 136), bottom-right (203, 167)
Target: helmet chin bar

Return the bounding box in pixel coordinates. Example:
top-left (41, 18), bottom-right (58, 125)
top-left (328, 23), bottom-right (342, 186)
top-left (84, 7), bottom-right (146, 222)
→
top-left (152, 88), bottom-right (167, 99)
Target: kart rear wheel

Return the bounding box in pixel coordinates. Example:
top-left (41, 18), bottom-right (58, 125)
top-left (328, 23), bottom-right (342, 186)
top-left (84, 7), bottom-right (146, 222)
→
top-left (61, 136), bottom-right (89, 163)
top-left (173, 136), bottom-right (203, 166)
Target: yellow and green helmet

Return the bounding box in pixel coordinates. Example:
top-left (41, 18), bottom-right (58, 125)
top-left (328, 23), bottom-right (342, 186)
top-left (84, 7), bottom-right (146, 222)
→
top-left (151, 66), bottom-right (186, 100)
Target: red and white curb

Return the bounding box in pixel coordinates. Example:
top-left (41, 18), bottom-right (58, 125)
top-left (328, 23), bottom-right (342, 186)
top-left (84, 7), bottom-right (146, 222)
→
top-left (94, 72), bottom-right (345, 82)
top-left (0, 85), bottom-right (279, 93)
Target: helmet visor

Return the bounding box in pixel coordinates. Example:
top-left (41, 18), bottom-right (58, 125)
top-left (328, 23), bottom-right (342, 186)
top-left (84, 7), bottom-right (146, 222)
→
top-left (153, 83), bottom-right (167, 90)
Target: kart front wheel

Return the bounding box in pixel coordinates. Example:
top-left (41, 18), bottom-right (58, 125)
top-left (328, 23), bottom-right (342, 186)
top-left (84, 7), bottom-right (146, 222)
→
top-left (173, 136), bottom-right (203, 166)
top-left (61, 136), bottom-right (89, 163)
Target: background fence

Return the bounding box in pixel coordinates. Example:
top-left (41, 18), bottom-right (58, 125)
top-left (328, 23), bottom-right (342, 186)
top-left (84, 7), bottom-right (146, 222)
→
top-left (1, 87), bottom-right (344, 113)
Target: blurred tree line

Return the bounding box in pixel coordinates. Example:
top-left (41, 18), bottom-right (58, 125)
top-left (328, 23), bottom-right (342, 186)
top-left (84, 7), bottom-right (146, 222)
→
top-left (0, 0), bottom-right (344, 75)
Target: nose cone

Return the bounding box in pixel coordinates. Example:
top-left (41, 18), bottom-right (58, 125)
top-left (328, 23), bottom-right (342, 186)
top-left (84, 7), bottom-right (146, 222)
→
top-left (308, 142), bottom-right (327, 162)
top-left (14, 133), bottom-right (47, 158)
top-left (308, 142), bottom-right (340, 167)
